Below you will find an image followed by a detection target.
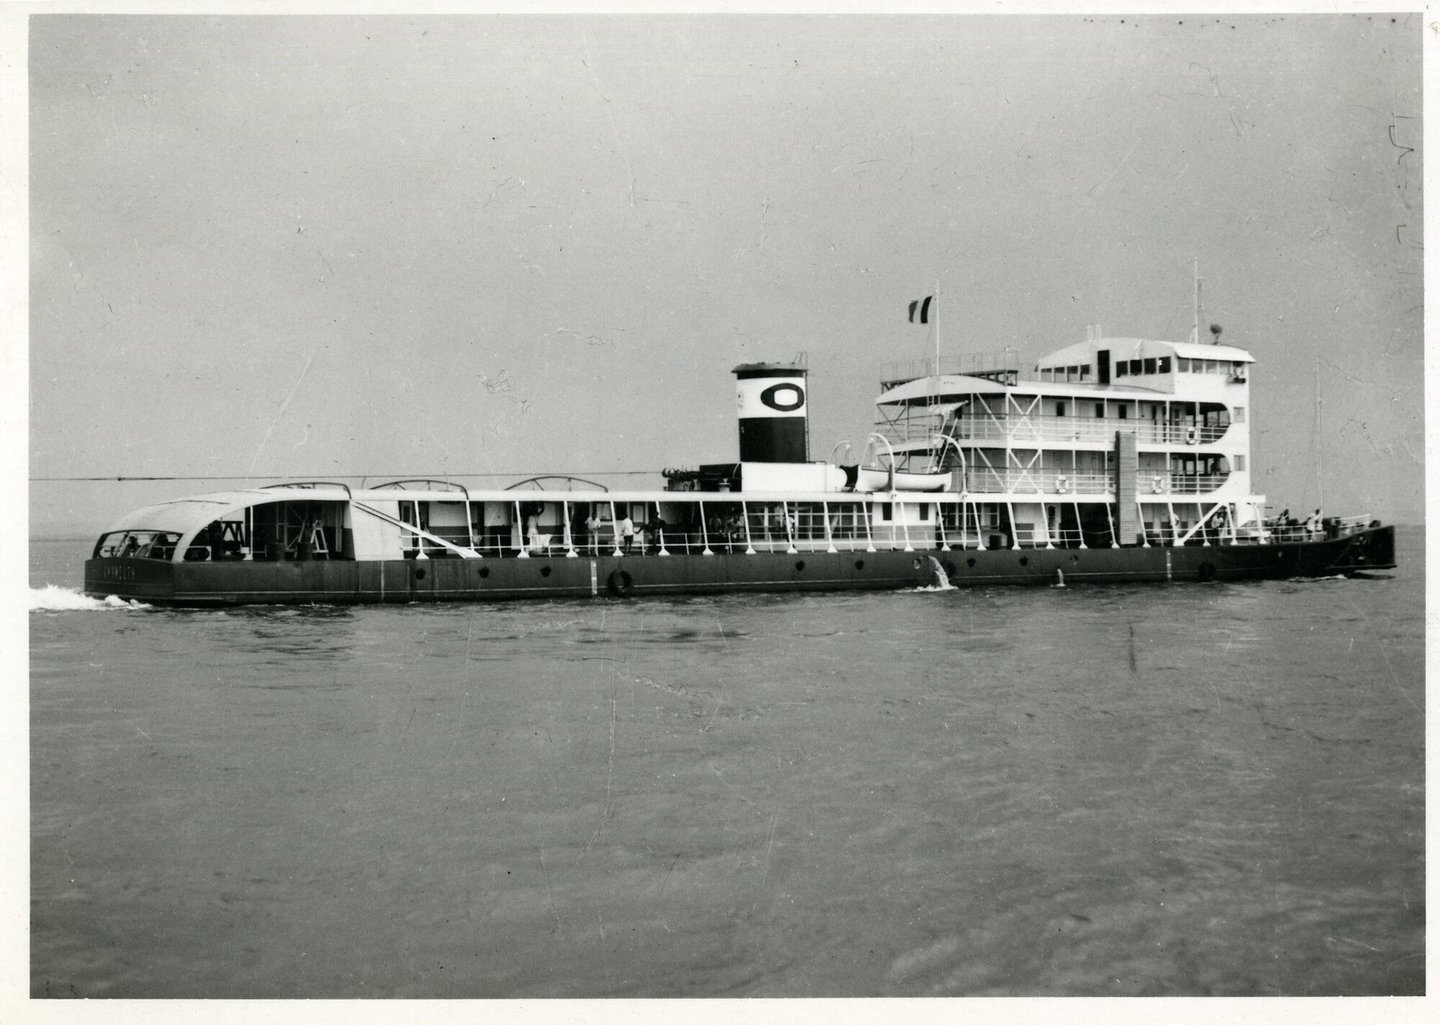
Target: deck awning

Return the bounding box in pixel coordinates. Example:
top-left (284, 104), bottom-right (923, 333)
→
top-left (98, 489), bottom-right (351, 537)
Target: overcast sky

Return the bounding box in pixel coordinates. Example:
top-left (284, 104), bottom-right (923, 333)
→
top-left (25, 10), bottom-right (1423, 535)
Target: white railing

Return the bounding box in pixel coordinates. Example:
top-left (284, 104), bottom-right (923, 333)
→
top-left (944, 417), bottom-right (1228, 446)
top-left (880, 349), bottom-right (1020, 386)
top-left (953, 470), bottom-right (1229, 497)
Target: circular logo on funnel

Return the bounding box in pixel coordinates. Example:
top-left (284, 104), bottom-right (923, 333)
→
top-left (759, 383), bottom-right (805, 412)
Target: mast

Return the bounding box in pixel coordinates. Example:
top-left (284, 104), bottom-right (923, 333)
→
top-left (1315, 360), bottom-right (1324, 511)
top-left (1191, 257), bottom-right (1201, 345)
top-left (934, 278), bottom-right (941, 377)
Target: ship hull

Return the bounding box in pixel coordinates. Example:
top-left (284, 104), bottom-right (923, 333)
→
top-left (83, 525), bottom-right (1396, 607)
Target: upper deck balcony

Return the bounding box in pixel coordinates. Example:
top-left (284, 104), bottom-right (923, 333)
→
top-left (880, 413), bottom-right (1229, 448)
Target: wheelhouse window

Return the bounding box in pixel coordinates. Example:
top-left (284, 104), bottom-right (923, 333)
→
top-left (93, 530), bottom-right (180, 560)
top-left (1158, 356), bottom-right (1172, 373)
top-left (1143, 358), bottom-right (1157, 375)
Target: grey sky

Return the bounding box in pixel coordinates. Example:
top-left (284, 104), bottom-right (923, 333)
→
top-left (27, 12), bottom-right (1423, 534)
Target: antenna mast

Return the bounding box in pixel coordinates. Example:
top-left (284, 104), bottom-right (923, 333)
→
top-left (1191, 257), bottom-right (1201, 345)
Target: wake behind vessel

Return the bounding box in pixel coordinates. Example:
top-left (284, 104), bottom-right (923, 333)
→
top-left (83, 325), bottom-right (1395, 606)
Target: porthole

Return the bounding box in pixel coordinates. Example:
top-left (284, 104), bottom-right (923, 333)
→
top-left (854, 559), bottom-right (865, 571)
top-left (414, 568), bottom-right (426, 580)
top-left (479, 567), bottom-right (490, 579)
top-left (1070, 554), bottom-right (1080, 563)
top-left (795, 560), bottom-right (806, 572)
top-left (1018, 556), bottom-right (1029, 567)
top-left (540, 565), bottom-right (552, 577)
top-left (966, 557), bottom-right (976, 568)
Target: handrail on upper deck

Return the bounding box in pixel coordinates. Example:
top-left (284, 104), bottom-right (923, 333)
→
top-left (263, 481), bottom-right (353, 498)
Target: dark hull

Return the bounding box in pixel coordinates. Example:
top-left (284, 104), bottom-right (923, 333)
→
top-left (82, 525), bottom-right (1396, 607)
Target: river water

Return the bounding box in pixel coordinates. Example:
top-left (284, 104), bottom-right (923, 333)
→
top-left (28, 530), bottom-right (1425, 1001)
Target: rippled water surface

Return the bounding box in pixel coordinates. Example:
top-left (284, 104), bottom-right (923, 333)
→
top-left (29, 532), bottom-right (1425, 998)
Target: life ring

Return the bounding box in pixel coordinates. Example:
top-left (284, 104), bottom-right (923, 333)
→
top-left (1055, 475), bottom-right (1068, 494)
top-left (1185, 426), bottom-right (1199, 445)
top-left (1152, 476), bottom-right (1166, 494)
top-left (607, 568), bottom-right (634, 597)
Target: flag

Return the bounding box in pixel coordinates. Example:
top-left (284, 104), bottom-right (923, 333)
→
top-left (908, 296), bottom-right (932, 324)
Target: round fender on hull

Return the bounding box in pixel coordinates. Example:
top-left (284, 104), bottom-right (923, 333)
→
top-left (607, 568), bottom-right (635, 597)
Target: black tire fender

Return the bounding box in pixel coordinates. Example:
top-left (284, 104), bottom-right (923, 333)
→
top-left (607, 568), bottom-right (634, 597)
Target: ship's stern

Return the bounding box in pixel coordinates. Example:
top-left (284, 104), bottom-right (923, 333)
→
top-left (1328, 524), bottom-right (1397, 573)
top-left (83, 557), bottom-right (178, 604)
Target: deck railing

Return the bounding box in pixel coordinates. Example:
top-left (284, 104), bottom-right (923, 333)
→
top-left (880, 416), bottom-right (1229, 448)
top-left (948, 469), bottom-right (1228, 497)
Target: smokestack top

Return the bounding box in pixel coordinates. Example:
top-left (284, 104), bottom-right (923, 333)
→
top-left (733, 362), bottom-right (808, 380)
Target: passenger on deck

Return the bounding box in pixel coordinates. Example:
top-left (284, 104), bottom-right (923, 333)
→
top-left (118, 534), bottom-right (139, 557)
top-left (619, 513), bottom-right (635, 554)
top-left (1305, 509), bottom-right (1322, 541)
top-left (585, 511), bottom-right (600, 555)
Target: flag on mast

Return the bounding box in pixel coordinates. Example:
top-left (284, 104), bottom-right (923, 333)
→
top-left (908, 296), bottom-right (932, 324)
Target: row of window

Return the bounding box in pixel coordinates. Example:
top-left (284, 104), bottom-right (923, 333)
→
top-left (1035, 356), bottom-right (1248, 381)
top-left (1049, 401), bottom-right (1245, 422)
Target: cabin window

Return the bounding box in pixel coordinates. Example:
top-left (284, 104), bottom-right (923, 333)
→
top-left (1235, 455), bottom-right (1246, 471)
top-left (1143, 358), bottom-right (1157, 375)
top-left (1056, 401), bottom-right (1066, 417)
top-left (1095, 402), bottom-right (1104, 418)
top-left (1079, 364), bottom-right (1091, 380)
top-left (1115, 363), bottom-right (1129, 377)
top-left (880, 502), bottom-right (893, 521)
top-left (1233, 406), bottom-right (1245, 423)
top-left (1177, 357), bottom-right (1190, 372)
top-left (918, 504), bottom-right (930, 521)
top-left (1158, 356), bottom-right (1171, 373)
top-left (1129, 359), bottom-right (1142, 375)
top-left (1068, 365), bottom-right (1080, 379)
top-left (1118, 405), bottom-right (1128, 419)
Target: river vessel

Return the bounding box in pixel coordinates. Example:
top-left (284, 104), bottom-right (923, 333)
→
top-left (83, 327), bottom-right (1395, 606)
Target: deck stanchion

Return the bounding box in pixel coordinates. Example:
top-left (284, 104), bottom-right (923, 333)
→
top-left (862, 500), bottom-right (877, 553)
top-left (562, 500), bottom-right (577, 557)
top-left (700, 501), bottom-right (713, 556)
top-left (609, 501), bottom-right (622, 556)
top-left (741, 501), bottom-right (756, 555)
top-left (823, 501), bottom-right (838, 553)
top-left (1074, 501), bottom-right (1087, 549)
top-left (655, 502), bottom-right (670, 556)
top-left (513, 500), bottom-right (528, 558)
top-left (412, 501), bottom-right (429, 560)
top-left (1006, 501), bottom-right (1019, 550)
top-left (783, 501), bottom-right (798, 554)
top-left (936, 501), bottom-right (949, 552)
